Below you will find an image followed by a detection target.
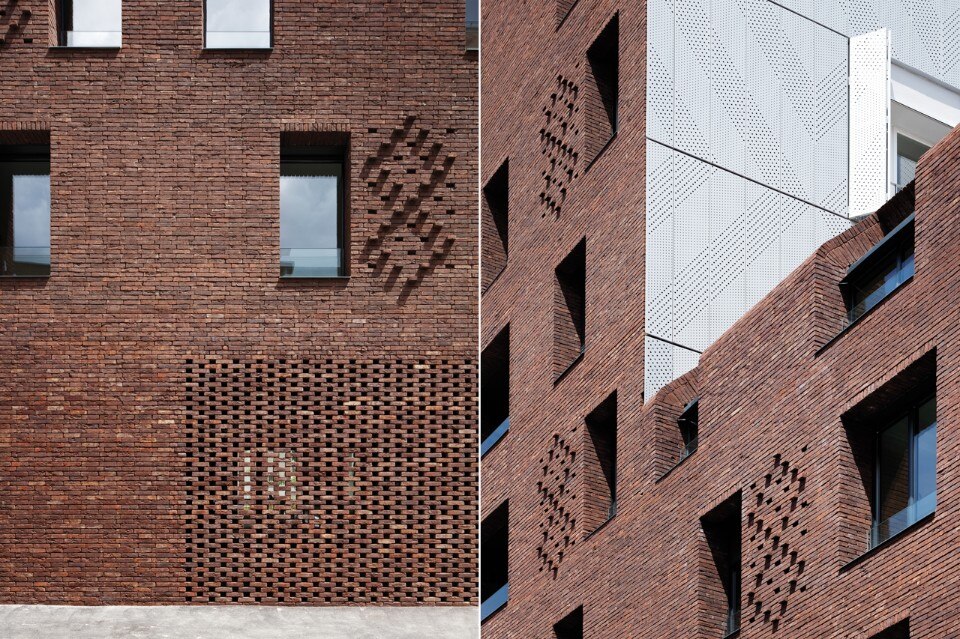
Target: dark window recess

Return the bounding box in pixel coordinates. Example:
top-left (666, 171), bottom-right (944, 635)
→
top-left (841, 214), bottom-right (914, 325)
top-left (0, 144), bottom-right (50, 277)
top-left (701, 493), bottom-right (741, 638)
top-left (583, 392), bottom-right (617, 534)
top-left (481, 501), bottom-right (509, 622)
top-left (678, 397), bottom-right (699, 461)
top-left (872, 620), bottom-right (910, 639)
top-left (280, 141), bottom-right (346, 278)
top-left (584, 13), bottom-right (619, 164)
top-left (554, 238), bottom-right (586, 380)
top-left (57, 0), bottom-right (122, 47)
top-left (554, 606), bottom-right (584, 639)
top-left (481, 325), bottom-right (510, 455)
top-left (205, 0), bottom-right (272, 49)
top-left (466, 0), bottom-right (479, 51)
top-left (481, 159), bottom-right (508, 293)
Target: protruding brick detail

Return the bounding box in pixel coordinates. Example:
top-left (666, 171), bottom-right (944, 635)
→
top-left (536, 431), bottom-right (578, 578)
top-left (539, 74), bottom-right (582, 219)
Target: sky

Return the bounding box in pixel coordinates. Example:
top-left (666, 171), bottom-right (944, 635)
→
top-left (280, 174), bottom-right (339, 252)
top-left (12, 174), bottom-right (50, 251)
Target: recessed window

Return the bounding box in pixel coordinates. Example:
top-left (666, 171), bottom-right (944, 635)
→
top-left (481, 501), bottom-right (509, 622)
top-left (895, 134), bottom-right (928, 191)
top-left (481, 325), bottom-right (510, 456)
top-left (481, 159), bottom-right (508, 293)
top-left (841, 214), bottom-right (914, 325)
top-left (0, 144), bottom-right (50, 277)
top-left (465, 0), bottom-right (478, 51)
top-left (584, 13), bottom-right (618, 164)
top-left (205, 0), bottom-right (272, 49)
top-left (280, 142), bottom-right (345, 278)
top-left (872, 620), bottom-right (909, 639)
top-left (57, 0), bottom-right (122, 47)
top-left (554, 238), bottom-right (586, 380)
top-left (701, 493), bottom-right (741, 637)
top-left (553, 606), bottom-right (583, 639)
top-left (678, 397), bottom-right (699, 461)
top-left (583, 392), bottom-right (617, 535)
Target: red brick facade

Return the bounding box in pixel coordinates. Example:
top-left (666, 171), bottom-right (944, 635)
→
top-left (0, 0), bottom-right (476, 605)
top-left (481, 0), bottom-right (960, 636)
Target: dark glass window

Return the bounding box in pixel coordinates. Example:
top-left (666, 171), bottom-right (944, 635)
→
top-left (702, 494), bottom-right (741, 637)
top-left (872, 620), bottom-right (909, 639)
top-left (841, 214), bottom-right (914, 325)
top-left (466, 0), bottom-right (478, 51)
top-left (57, 0), bottom-right (122, 47)
top-left (872, 395), bottom-right (936, 548)
top-left (678, 397), bottom-right (699, 461)
top-left (0, 145), bottom-right (50, 277)
top-left (280, 146), bottom-right (344, 278)
top-left (481, 325), bottom-right (510, 456)
top-left (554, 606), bottom-right (583, 639)
top-left (206, 0), bottom-right (272, 49)
top-left (554, 238), bottom-right (586, 380)
top-left (481, 159), bottom-right (508, 293)
top-left (584, 392), bottom-right (617, 532)
top-left (585, 13), bottom-right (618, 163)
top-left (481, 502), bottom-right (509, 622)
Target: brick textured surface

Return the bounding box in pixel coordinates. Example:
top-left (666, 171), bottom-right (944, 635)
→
top-left (0, 0), bottom-right (476, 605)
top-left (482, 0), bottom-right (960, 635)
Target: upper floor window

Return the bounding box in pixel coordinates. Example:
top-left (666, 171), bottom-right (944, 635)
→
top-left (465, 0), bottom-right (478, 51)
top-left (481, 158), bottom-right (508, 293)
top-left (583, 392), bottom-right (617, 533)
top-left (0, 144), bottom-right (50, 277)
top-left (481, 501), bottom-right (509, 622)
top-left (701, 493), bottom-right (741, 637)
top-left (481, 325), bottom-right (510, 456)
top-left (872, 620), bottom-right (909, 639)
top-left (280, 142), bottom-right (345, 278)
top-left (553, 238), bottom-right (586, 381)
top-left (584, 13), bottom-right (618, 165)
top-left (841, 214), bottom-right (914, 325)
top-left (678, 397), bottom-right (699, 461)
top-left (57, 0), bottom-right (122, 47)
top-left (205, 0), bottom-right (272, 49)
top-left (553, 606), bottom-right (583, 639)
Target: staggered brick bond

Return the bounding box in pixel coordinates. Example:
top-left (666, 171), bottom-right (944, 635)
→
top-left (0, 0), bottom-right (477, 606)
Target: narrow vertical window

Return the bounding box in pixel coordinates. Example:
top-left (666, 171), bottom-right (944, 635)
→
top-left (0, 144), bottom-right (50, 277)
top-left (465, 0), bottom-right (478, 51)
top-left (205, 0), bottom-right (272, 49)
top-left (701, 493), bottom-right (741, 637)
top-left (678, 397), bottom-right (699, 461)
top-left (584, 13), bottom-right (618, 164)
top-left (481, 325), bottom-right (510, 455)
top-left (57, 0), bottom-right (122, 47)
top-left (554, 238), bottom-right (586, 380)
top-left (481, 501), bottom-right (509, 622)
top-left (481, 159), bottom-right (508, 293)
top-left (553, 606), bottom-right (583, 639)
top-left (280, 140), bottom-right (345, 278)
top-left (583, 392), bottom-right (617, 534)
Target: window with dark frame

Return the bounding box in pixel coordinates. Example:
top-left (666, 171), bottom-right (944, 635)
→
top-left (583, 392), bottom-right (617, 534)
top-left (481, 325), bottom-right (510, 456)
top-left (205, 0), bottom-right (272, 49)
top-left (280, 144), bottom-right (345, 278)
top-left (553, 606), bottom-right (584, 639)
top-left (56, 0), bottom-right (122, 47)
top-left (481, 501), bottom-right (509, 622)
top-left (872, 394), bottom-right (936, 549)
top-left (466, 0), bottom-right (478, 51)
top-left (554, 238), bottom-right (586, 380)
top-left (841, 214), bottom-right (914, 326)
top-left (0, 144), bottom-right (50, 277)
top-left (701, 493), bottom-right (741, 638)
top-left (584, 13), bottom-right (619, 164)
top-left (481, 159), bottom-right (508, 293)
top-left (678, 397), bottom-right (699, 461)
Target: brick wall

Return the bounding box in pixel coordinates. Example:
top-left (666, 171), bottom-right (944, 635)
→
top-left (0, 0), bottom-right (476, 605)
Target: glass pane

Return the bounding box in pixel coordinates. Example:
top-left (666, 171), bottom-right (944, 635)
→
top-left (877, 416), bottom-right (910, 526)
top-left (2, 161), bottom-right (50, 276)
top-left (68, 0), bottom-right (122, 47)
top-left (849, 259), bottom-right (900, 321)
top-left (896, 135), bottom-right (930, 189)
top-left (916, 397), bottom-right (937, 503)
top-left (207, 0), bottom-right (271, 48)
top-left (280, 162), bottom-right (341, 277)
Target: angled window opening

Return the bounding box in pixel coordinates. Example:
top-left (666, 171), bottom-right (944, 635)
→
top-left (481, 159), bottom-right (508, 293)
top-left (872, 620), bottom-right (909, 639)
top-left (205, 0), bottom-right (272, 49)
top-left (584, 13), bottom-right (618, 164)
top-left (56, 0), bottom-right (122, 47)
top-left (280, 137), bottom-right (346, 278)
top-left (701, 493), bottom-right (741, 638)
top-left (0, 142), bottom-right (50, 277)
top-left (840, 213), bottom-right (914, 326)
top-left (555, 0), bottom-right (579, 28)
top-left (481, 325), bottom-right (510, 456)
top-left (553, 605), bottom-right (583, 639)
top-left (466, 0), bottom-right (478, 51)
top-left (583, 392), bottom-right (617, 535)
top-left (481, 501), bottom-right (509, 622)
top-left (553, 238), bottom-right (586, 381)
top-left (678, 397), bottom-right (699, 462)
top-left (842, 350), bottom-right (936, 556)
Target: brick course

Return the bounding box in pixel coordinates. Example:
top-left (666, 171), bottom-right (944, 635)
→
top-left (0, 0), bottom-right (476, 605)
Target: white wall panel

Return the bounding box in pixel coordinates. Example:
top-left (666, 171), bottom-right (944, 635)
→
top-left (849, 28), bottom-right (890, 217)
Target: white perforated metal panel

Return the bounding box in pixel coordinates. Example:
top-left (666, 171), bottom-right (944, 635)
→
top-left (849, 28), bottom-right (890, 217)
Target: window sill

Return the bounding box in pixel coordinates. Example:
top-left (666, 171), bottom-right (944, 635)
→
top-left (0, 274), bottom-right (49, 279)
top-left (655, 449), bottom-right (697, 484)
top-left (815, 275), bottom-right (913, 357)
top-left (203, 47), bottom-right (273, 52)
top-left (482, 265), bottom-right (507, 297)
top-left (584, 132), bottom-right (618, 174)
top-left (553, 349), bottom-right (584, 386)
top-left (480, 417), bottom-right (509, 458)
top-left (839, 510), bottom-right (934, 573)
top-left (480, 583), bottom-right (509, 623)
top-left (279, 275), bottom-right (349, 281)
top-left (49, 46), bottom-right (121, 50)
top-left (585, 509), bottom-right (616, 540)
